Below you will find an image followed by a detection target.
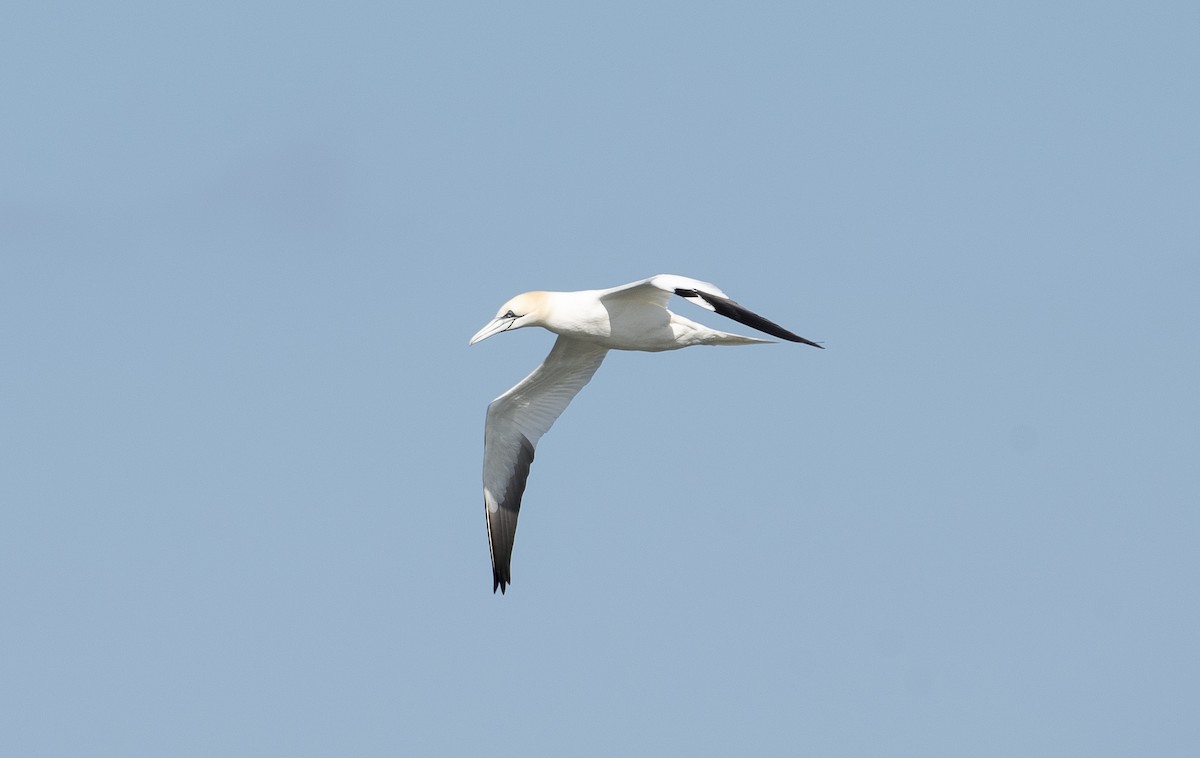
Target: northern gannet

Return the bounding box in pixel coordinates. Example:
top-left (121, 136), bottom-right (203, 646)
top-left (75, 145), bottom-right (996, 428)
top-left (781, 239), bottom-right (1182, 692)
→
top-left (470, 274), bottom-right (822, 593)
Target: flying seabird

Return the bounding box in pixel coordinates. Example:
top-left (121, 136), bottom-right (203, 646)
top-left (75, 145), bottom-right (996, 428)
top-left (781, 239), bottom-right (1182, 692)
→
top-left (470, 274), bottom-right (823, 593)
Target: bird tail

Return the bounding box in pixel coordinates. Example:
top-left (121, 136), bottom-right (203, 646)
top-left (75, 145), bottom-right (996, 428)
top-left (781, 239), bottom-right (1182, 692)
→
top-left (697, 330), bottom-right (774, 346)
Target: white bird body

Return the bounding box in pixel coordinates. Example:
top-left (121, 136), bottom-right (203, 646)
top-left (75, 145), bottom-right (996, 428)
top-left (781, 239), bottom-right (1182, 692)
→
top-left (470, 274), bottom-right (822, 593)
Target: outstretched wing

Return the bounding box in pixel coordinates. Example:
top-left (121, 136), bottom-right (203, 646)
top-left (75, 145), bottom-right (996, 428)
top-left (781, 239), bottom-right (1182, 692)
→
top-left (601, 274), bottom-right (823, 347)
top-left (483, 336), bottom-right (609, 593)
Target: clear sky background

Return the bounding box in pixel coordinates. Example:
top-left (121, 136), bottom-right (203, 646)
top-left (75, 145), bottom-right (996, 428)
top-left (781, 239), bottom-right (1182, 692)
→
top-left (3, 2), bottom-right (1198, 756)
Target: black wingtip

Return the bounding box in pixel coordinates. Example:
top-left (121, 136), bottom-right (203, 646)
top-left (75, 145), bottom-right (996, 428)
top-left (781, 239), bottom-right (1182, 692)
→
top-left (493, 569), bottom-right (510, 594)
top-left (679, 288), bottom-right (825, 348)
top-left (778, 332), bottom-right (825, 348)
top-left (485, 434), bottom-right (530, 597)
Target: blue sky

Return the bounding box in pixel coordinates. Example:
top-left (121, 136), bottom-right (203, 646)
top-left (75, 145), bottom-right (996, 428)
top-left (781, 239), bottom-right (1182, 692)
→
top-left (3, 2), bottom-right (1198, 755)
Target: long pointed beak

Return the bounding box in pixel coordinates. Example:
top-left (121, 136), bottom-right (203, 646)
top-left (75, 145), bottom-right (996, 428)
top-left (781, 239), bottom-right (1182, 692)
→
top-left (469, 318), bottom-right (513, 346)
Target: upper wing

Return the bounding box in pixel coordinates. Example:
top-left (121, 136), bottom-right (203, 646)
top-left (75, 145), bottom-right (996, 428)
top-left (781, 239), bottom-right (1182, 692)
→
top-left (601, 274), bottom-right (823, 347)
top-left (483, 336), bottom-right (609, 593)
top-left (598, 274), bottom-right (729, 310)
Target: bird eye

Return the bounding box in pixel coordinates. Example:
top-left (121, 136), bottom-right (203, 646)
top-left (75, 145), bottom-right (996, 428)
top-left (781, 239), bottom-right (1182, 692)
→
top-left (503, 310), bottom-right (517, 319)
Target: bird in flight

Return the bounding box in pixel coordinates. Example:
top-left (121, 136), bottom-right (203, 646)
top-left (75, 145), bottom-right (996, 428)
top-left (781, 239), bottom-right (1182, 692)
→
top-left (470, 274), bottom-right (823, 593)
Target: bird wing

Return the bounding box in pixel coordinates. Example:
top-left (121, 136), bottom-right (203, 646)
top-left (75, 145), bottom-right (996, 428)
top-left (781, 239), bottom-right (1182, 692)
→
top-left (483, 336), bottom-right (609, 593)
top-left (598, 274), bottom-right (728, 310)
top-left (601, 274), bottom-right (823, 346)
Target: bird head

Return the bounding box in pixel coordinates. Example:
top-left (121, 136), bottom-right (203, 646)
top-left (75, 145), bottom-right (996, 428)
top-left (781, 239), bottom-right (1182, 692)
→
top-left (469, 292), bottom-right (547, 345)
